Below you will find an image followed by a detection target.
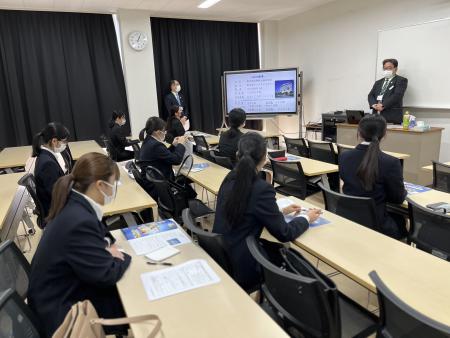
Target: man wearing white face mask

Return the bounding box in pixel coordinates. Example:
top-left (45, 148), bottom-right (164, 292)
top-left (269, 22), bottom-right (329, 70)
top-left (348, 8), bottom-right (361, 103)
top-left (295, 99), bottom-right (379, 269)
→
top-left (164, 79), bottom-right (189, 120)
top-left (368, 58), bottom-right (408, 124)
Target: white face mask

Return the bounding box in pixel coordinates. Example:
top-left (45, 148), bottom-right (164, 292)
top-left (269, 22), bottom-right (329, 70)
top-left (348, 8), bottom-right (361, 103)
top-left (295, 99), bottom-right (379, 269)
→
top-left (99, 180), bottom-right (117, 205)
top-left (175, 85), bottom-right (181, 93)
top-left (120, 119), bottom-right (126, 126)
top-left (383, 70), bottom-right (394, 78)
top-left (54, 142), bottom-right (67, 153)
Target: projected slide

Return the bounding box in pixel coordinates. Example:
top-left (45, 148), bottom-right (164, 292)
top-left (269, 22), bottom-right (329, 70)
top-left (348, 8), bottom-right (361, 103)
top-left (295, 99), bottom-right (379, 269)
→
top-left (225, 68), bottom-right (298, 116)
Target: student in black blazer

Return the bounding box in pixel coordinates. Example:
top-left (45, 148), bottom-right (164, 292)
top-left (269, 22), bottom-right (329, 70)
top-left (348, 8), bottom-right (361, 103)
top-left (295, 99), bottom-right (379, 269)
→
top-left (166, 105), bottom-right (188, 144)
top-left (108, 111), bottom-right (135, 162)
top-left (213, 133), bottom-right (322, 291)
top-left (217, 108), bottom-right (246, 164)
top-left (32, 122), bottom-right (70, 219)
top-left (339, 115), bottom-right (407, 239)
top-left (164, 80), bottom-right (188, 118)
top-left (368, 58), bottom-right (408, 124)
top-left (139, 117), bottom-right (187, 180)
top-left (28, 153), bottom-right (130, 337)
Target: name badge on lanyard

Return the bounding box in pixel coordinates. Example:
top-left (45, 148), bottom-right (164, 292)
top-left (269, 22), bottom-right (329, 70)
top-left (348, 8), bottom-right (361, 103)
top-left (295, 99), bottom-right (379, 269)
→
top-left (377, 95), bottom-right (383, 102)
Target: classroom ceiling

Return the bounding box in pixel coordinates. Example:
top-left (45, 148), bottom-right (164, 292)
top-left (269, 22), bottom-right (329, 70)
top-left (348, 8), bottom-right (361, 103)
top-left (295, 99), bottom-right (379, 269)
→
top-left (0, 0), bottom-right (337, 21)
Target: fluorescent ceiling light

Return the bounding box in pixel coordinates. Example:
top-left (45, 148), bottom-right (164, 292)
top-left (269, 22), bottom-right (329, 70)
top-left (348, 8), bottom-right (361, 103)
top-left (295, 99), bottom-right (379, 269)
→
top-left (198, 0), bottom-right (221, 9)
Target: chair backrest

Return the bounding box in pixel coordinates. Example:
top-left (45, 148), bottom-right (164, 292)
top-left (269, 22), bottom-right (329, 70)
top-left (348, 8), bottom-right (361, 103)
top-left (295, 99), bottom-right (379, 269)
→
top-left (269, 159), bottom-right (308, 200)
top-left (193, 135), bottom-right (209, 152)
top-left (0, 288), bottom-right (41, 338)
top-left (284, 136), bottom-right (310, 158)
top-left (0, 186), bottom-right (29, 243)
top-left (406, 197), bottom-right (450, 261)
top-left (336, 144), bottom-right (352, 159)
top-left (308, 140), bottom-right (338, 164)
top-left (0, 240), bottom-right (30, 300)
top-left (318, 182), bottom-right (378, 230)
top-left (370, 271), bottom-right (450, 338)
top-left (101, 136), bottom-right (117, 161)
top-left (17, 174), bottom-right (45, 228)
top-left (246, 236), bottom-right (340, 338)
top-left (211, 152), bottom-right (233, 169)
top-left (174, 154), bottom-right (194, 178)
top-left (432, 161), bottom-right (450, 193)
top-left (132, 143), bottom-right (141, 162)
top-left (181, 209), bottom-right (233, 276)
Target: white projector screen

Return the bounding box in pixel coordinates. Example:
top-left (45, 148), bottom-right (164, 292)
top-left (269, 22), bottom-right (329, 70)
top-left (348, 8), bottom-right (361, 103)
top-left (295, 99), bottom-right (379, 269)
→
top-left (377, 18), bottom-right (450, 109)
top-left (224, 68), bottom-right (299, 116)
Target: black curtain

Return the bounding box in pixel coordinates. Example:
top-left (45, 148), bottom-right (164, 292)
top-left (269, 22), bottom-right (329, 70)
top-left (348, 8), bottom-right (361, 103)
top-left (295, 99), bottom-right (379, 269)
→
top-left (150, 17), bottom-right (260, 134)
top-left (0, 10), bottom-right (129, 147)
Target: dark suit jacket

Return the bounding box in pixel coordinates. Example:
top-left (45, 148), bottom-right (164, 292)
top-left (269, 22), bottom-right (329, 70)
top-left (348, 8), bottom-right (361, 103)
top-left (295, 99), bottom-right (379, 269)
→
top-left (339, 144), bottom-right (407, 234)
top-left (165, 117), bottom-right (185, 144)
top-left (35, 150), bottom-right (66, 218)
top-left (28, 192), bottom-right (131, 337)
top-left (109, 123), bottom-right (134, 162)
top-left (368, 75), bottom-right (408, 124)
top-left (164, 92), bottom-right (188, 117)
top-left (139, 136), bottom-right (185, 180)
top-left (213, 172), bottom-right (309, 290)
top-left (217, 128), bottom-right (243, 163)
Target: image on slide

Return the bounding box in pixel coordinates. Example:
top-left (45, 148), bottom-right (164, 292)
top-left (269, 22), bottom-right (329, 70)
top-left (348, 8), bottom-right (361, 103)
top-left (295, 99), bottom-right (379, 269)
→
top-left (275, 80), bottom-right (294, 98)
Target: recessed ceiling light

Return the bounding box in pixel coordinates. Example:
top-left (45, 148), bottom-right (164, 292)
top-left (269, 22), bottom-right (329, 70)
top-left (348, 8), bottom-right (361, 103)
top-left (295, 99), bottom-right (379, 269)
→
top-left (198, 0), bottom-right (221, 9)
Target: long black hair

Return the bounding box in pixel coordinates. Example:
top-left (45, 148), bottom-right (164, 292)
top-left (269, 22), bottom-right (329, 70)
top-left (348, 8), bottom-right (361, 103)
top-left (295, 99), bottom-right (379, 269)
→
top-left (32, 122), bottom-right (70, 157)
top-left (357, 114), bottom-right (387, 191)
top-left (225, 108), bottom-right (246, 138)
top-left (109, 111), bottom-right (126, 129)
top-left (166, 105), bottom-right (180, 132)
top-left (139, 117), bottom-right (166, 141)
top-left (224, 132), bottom-right (267, 227)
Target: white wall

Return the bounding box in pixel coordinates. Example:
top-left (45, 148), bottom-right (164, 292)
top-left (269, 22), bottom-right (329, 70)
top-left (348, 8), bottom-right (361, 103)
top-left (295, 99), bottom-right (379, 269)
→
top-left (116, 10), bottom-right (159, 138)
top-left (274, 0), bottom-right (450, 160)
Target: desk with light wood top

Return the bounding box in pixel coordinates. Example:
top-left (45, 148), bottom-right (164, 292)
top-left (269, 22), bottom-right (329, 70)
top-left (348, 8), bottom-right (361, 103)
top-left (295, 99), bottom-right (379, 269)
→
top-left (113, 230), bottom-right (289, 338)
top-left (0, 140), bottom-right (104, 170)
top-left (289, 196), bottom-right (450, 326)
top-left (404, 188), bottom-right (450, 209)
top-left (103, 166), bottom-right (157, 217)
top-left (0, 173), bottom-right (25, 228)
top-left (333, 143), bottom-right (410, 160)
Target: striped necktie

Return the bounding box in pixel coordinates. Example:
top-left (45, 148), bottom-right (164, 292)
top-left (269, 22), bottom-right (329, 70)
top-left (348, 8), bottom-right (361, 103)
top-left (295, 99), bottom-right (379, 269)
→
top-left (380, 78), bottom-right (390, 96)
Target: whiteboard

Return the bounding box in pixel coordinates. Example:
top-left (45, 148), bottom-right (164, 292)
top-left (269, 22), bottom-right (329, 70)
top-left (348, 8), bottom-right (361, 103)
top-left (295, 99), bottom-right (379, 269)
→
top-left (377, 18), bottom-right (450, 108)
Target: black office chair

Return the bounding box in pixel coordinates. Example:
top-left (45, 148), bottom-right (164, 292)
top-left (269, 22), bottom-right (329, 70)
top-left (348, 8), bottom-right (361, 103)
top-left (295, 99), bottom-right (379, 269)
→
top-left (211, 152), bottom-right (233, 169)
top-left (181, 209), bottom-right (232, 277)
top-left (0, 240), bottom-right (31, 299)
top-left (0, 289), bottom-right (41, 338)
top-left (247, 236), bottom-right (378, 338)
top-left (308, 140), bottom-right (338, 164)
top-left (336, 144), bottom-right (352, 159)
top-left (102, 136), bottom-right (118, 161)
top-left (17, 173), bottom-right (46, 229)
top-left (131, 142), bottom-right (141, 162)
top-left (432, 161), bottom-right (450, 193)
top-left (318, 182), bottom-right (378, 230)
top-left (270, 159), bottom-right (319, 200)
top-left (369, 271), bottom-right (450, 338)
top-left (406, 197), bottom-right (450, 261)
top-left (283, 136), bottom-right (310, 158)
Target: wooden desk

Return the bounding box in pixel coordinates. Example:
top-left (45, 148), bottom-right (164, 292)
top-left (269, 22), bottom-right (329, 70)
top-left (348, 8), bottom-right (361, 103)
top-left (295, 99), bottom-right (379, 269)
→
top-left (289, 196), bottom-right (450, 326)
top-left (333, 143), bottom-right (410, 160)
top-left (113, 230), bottom-right (288, 338)
top-left (404, 188), bottom-right (450, 209)
top-left (293, 157), bottom-right (339, 177)
top-left (337, 123), bottom-right (443, 185)
top-left (180, 155), bottom-right (229, 195)
top-left (103, 166), bottom-right (157, 218)
top-left (0, 140), bottom-right (104, 170)
top-left (0, 173), bottom-right (24, 228)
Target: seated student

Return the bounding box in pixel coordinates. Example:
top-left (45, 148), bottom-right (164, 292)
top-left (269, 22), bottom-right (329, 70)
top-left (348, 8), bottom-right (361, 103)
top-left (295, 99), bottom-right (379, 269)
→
top-left (108, 111), bottom-right (135, 162)
top-left (166, 105), bottom-right (188, 144)
top-left (217, 108), bottom-right (246, 163)
top-left (28, 152), bottom-right (131, 337)
top-left (213, 133), bottom-right (321, 291)
top-left (33, 122), bottom-right (70, 219)
top-left (339, 114), bottom-right (407, 239)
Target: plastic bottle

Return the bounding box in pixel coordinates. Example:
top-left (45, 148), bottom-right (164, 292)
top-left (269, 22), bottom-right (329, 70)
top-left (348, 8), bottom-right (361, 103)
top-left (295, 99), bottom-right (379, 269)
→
top-left (402, 111), bottom-right (410, 130)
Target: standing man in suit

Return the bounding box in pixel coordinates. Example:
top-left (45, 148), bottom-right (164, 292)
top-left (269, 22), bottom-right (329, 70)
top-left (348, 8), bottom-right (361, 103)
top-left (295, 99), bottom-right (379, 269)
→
top-left (368, 58), bottom-right (408, 124)
top-left (164, 79), bottom-right (188, 119)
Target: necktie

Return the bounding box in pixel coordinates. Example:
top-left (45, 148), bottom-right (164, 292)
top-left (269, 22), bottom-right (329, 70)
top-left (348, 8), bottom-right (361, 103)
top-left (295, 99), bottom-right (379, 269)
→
top-left (380, 78), bottom-right (390, 96)
top-left (175, 93), bottom-right (181, 105)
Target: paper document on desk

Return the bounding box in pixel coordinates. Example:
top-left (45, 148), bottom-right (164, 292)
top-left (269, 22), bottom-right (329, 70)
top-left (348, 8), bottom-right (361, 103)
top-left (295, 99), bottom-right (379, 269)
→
top-left (141, 259), bottom-right (220, 301)
top-left (276, 198), bottom-right (330, 227)
top-left (405, 182), bottom-right (431, 195)
top-left (191, 163), bottom-right (209, 172)
top-left (286, 154), bottom-right (301, 161)
top-left (122, 219), bottom-right (191, 255)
